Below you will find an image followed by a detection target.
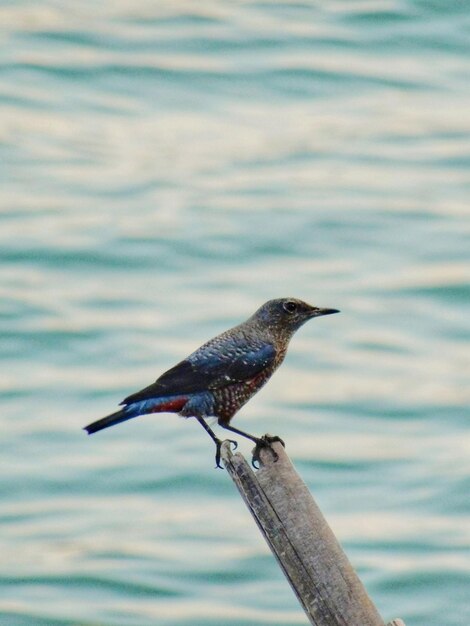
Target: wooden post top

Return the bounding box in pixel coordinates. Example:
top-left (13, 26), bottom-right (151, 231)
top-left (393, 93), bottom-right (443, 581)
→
top-left (221, 440), bottom-right (406, 626)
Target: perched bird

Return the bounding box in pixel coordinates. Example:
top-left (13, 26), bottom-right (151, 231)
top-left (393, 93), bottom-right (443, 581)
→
top-left (84, 298), bottom-right (339, 468)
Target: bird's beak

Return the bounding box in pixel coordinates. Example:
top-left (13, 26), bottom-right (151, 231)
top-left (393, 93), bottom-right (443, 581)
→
top-left (309, 307), bottom-right (340, 318)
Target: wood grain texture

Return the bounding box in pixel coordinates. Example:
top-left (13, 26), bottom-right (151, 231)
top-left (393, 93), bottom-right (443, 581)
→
top-left (221, 439), bottom-right (387, 626)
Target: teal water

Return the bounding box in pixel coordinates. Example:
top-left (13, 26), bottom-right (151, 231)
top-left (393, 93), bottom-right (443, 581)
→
top-left (1, 2), bottom-right (469, 625)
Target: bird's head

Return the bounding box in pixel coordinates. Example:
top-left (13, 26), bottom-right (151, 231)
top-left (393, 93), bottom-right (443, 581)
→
top-left (252, 298), bottom-right (339, 339)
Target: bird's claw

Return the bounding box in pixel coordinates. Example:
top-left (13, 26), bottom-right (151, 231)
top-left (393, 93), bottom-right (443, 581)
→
top-left (215, 439), bottom-right (223, 469)
top-left (214, 438), bottom-right (238, 469)
top-left (265, 434), bottom-right (285, 448)
top-left (251, 434), bottom-right (285, 469)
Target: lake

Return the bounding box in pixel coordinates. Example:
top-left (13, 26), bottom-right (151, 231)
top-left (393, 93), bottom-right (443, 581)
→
top-left (1, 2), bottom-right (469, 625)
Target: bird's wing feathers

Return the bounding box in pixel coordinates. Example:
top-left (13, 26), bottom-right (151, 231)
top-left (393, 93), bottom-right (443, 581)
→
top-left (121, 340), bottom-right (276, 406)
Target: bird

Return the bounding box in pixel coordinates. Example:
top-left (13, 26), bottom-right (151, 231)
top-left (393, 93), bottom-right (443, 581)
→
top-left (84, 298), bottom-right (339, 468)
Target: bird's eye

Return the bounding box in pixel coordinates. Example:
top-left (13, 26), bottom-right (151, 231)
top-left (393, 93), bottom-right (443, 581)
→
top-left (283, 301), bottom-right (297, 314)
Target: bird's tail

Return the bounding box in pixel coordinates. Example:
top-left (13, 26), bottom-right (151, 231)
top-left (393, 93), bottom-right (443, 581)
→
top-left (84, 409), bottom-right (133, 435)
top-left (84, 395), bottom-right (189, 435)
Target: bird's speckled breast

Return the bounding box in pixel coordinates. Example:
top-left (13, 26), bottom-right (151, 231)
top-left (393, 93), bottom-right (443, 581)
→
top-left (214, 347), bottom-right (287, 425)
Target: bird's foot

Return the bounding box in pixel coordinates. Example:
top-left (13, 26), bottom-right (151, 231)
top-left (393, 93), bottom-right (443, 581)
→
top-left (214, 438), bottom-right (238, 469)
top-left (251, 434), bottom-right (285, 469)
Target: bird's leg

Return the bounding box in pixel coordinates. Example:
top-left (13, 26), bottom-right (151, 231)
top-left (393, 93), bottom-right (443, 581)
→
top-left (220, 424), bottom-right (285, 469)
top-left (219, 423), bottom-right (260, 444)
top-left (194, 417), bottom-right (237, 469)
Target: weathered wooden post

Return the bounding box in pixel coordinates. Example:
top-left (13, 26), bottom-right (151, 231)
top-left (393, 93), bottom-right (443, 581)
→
top-left (221, 440), bottom-right (405, 626)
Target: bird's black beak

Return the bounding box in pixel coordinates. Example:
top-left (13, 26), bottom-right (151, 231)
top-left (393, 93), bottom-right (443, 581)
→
top-left (309, 307), bottom-right (340, 318)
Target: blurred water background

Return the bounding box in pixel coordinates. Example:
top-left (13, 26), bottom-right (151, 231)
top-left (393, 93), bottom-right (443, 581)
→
top-left (1, 1), bottom-right (469, 625)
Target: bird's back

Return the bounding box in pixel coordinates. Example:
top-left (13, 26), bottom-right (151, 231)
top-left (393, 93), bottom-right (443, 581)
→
top-left (121, 321), bottom-right (279, 406)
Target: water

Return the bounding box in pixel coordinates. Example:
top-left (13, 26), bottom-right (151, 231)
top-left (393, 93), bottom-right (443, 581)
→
top-left (1, 1), bottom-right (469, 625)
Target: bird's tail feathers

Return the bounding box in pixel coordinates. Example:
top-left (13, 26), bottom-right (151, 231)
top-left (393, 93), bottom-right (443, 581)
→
top-left (84, 408), bottom-right (133, 435)
top-left (84, 395), bottom-right (190, 435)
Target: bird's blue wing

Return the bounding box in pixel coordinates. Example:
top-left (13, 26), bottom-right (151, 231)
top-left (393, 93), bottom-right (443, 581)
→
top-left (121, 340), bottom-right (276, 406)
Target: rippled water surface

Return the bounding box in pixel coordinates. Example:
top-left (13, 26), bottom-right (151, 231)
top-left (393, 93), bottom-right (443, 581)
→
top-left (1, 2), bottom-right (469, 625)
